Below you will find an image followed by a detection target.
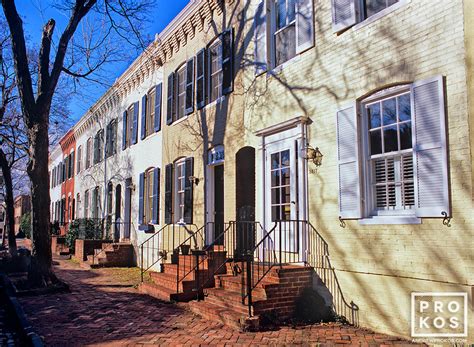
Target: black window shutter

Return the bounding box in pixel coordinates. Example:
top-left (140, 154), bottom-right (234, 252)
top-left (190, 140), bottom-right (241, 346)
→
top-left (70, 152), bottom-right (74, 178)
top-left (183, 157), bottom-right (194, 224)
top-left (165, 164), bottom-right (173, 224)
top-left (138, 172), bottom-right (144, 224)
top-left (166, 73), bottom-right (175, 125)
top-left (132, 102), bottom-right (139, 144)
top-left (152, 167), bottom-right (160, 224)
top-left (185, 58), bottom-right (195, 115)
top-left (154, 83), bottom-right (162, 132)
top-left (221, 29), bottom-right (234, 95)
top-left (93, 135), bottom-right (99, 164)
top-left (141, 94), bottom-right (147, 140)
top-left (196, 49), bottom-right (206, 109)
top-left (122, 111), bottom-right (127, 150)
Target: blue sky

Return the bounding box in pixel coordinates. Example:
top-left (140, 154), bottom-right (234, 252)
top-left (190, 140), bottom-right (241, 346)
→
top-left (15, 0), bottom-right (189, 122)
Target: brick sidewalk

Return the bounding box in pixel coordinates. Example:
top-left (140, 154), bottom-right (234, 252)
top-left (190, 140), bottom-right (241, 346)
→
top-left (19, 258), bottom-right (418, 346)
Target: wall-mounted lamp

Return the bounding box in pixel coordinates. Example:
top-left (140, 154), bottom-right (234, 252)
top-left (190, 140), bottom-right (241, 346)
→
top-left (188, 176), bottom-right (200, 186)
top-left (301, 144), bottom-right (323, 167)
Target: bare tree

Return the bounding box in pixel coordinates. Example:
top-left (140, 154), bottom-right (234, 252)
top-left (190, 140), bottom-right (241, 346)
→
top-left (0, 0), bottom-right (155, 285)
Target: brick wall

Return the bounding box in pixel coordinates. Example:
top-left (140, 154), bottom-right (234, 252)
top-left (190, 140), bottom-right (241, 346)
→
top-left (74, 239), bottom-right (113, 262)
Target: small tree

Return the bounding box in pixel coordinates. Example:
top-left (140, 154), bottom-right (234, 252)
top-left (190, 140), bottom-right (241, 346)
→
top-left (20, 212), bottom-right (31, 239)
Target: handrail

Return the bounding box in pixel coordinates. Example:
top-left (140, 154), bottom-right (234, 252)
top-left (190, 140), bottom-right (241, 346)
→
top-left (174, 223), bottom-right (208, 294)
top-left (306, 221), bottom-right (359, 325)
top-left (140, 224), bottom-right (169, 282)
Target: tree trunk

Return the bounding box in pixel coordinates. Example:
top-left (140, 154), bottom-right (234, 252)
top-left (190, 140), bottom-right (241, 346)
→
top-left (0, 149), bottom-right (17, 257)
top-left (26, 120), bottom-right (56, 285)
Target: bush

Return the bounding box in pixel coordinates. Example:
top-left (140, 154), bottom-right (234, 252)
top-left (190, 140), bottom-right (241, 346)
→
top-left (66, 218), bottom-right (106, 252)
top-left (20, 213), bottom-right (31, 239)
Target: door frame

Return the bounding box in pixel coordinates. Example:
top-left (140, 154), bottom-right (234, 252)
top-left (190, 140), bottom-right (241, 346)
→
top-left (256, 118), bottom-right (310, 261)
top-left (205, 146), bottom-right (225, 245)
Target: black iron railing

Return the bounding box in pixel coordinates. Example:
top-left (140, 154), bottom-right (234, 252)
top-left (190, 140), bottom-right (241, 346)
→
top-left (241, 220), bottom-right (359, 325)
top-left (139, 223), bottom-right (199, 282)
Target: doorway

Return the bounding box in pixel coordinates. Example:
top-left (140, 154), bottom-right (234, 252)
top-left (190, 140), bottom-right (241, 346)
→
top-left (213, 165), bottom-right (225, 245)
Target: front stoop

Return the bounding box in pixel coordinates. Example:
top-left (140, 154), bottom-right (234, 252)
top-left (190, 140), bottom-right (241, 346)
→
top-left (86, 243), bottom-right (134, 268)
top-left (138, 249), bottom-right (227, 302)
top-left (188, 264), bottom-right (314, 331)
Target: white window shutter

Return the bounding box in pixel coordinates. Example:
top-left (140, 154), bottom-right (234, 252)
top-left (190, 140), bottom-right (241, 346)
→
top-left (296, 0), bottom-right (314, 54)
top-left (254, 0), bottom-right (267, 75)
top-left (411, 75), bottom-right (450, 218)
top-left (331, 0), bottom-right (357, 33)
top-left (336, 103), bottom-right (362, 219)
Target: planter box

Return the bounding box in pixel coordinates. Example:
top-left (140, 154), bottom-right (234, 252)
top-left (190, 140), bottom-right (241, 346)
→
top-left (74, 239), bottom-right (113, 261)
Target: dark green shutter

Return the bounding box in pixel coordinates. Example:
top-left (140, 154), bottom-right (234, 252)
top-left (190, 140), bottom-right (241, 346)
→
top-left (152, 167), bottom-right (160, 224)
top-left (166, 73), bottom-right (175, 125)
top-left (183, 157), bottom-right (194, 224)
top-left (165, 164), bottom-right (173, 224)
top-left (141, 94), bottom-right (147, 140)
top-left (196, 49), bottom-right (206, 109)
top-left (138, 172), bottom-right (144, 224)
top-left (222, 29), bottom-right (233, 95)
top-left (185, 58), bottom-right (194, 115)
top-left (132, 102), bottom-right (139, 144)
top-left (122, 111), bottom-right (127, 150)
top-left (154, 84), bottom-right (162, 132)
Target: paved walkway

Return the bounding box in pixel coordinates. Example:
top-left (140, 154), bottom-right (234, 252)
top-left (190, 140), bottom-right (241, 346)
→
top-left (19, 258), bottom-right (418, 346)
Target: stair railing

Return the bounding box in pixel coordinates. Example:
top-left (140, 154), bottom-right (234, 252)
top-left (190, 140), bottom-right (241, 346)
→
top-left (139, 223), bottom-right (200, 281)
top-left (306, 221), bottom-right (359, 326)
top-left (174, 223), bottom-right (208, 293)
top-left (186, 221), bottom-right (265, 301)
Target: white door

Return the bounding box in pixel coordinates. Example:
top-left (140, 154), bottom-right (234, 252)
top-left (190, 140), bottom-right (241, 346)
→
top-left (265, 139), bottom-right (299, 254)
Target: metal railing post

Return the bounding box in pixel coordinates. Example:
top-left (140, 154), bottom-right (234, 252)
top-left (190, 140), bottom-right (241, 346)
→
top-left (246, 252), bottom-right (252, 317)
top-left (141, 244), bottom-right (144, 282)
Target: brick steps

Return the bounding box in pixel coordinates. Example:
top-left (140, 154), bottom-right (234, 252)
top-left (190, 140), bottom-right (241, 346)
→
top-left (188, 300), bottom-right (254, 331)
top-left (86, 243), bottom-right (134, 267)
top-left (139, 282), bottom-right (198, 302)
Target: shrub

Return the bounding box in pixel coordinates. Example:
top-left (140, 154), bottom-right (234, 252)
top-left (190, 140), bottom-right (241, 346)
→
top-left (20, 213), bottom-right (31, 239)
top-left (66, 218), bottom-right (105, 252)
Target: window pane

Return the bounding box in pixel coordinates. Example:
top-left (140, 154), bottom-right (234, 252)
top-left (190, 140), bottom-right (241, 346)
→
top-left (281, 167), bottom-right (290, 185)
top-left (282, 205), bottom-right (291, 220)
top-left (382, 98), bottom-right (397, 126)
top-left (398, 94), bottom-right (411, 122)
top-left (365, 0), bottom-right (389, 18)
top-left (383, 125), bottom-right (398, 153)
top-left (280, 186), bottom-right (290, 204)
top-left (281, 150), bottom-right (290, 167)
top-left (399, 122), bottom-right (412, 150)
top-left (271, 187), bottom-right (280, 204)
top-left (275, 24), bottom-right (296, 66)
top-left (287, 0), bottom-right (296, 23)
top-left (370, 129), bottom-right (382, 155)
top-left (368, 103), bottom-right (381, 129)
top-left (271, 153), bottom-right (280, 169)
top-left (271, 170), bottom-right (280, 187)
top-left (272, 205), bottom-right (280, 221)
top-left (277, 0), bottom-right (287, 29)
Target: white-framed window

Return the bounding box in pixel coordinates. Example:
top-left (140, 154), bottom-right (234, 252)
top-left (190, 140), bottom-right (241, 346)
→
top-left (270, 149), bottom-right (291, 221)
top-left (363, 89), bottom-right (414, 215)
top-left (336, 76), bottom-right (449, 223)
top-left (86, 137), bottom-right (92, 169)
top-left (275, 0), bottom-right (296, 67)
top-left (331, 0), bottom-right (403, 33)
top-left (146, 88), bottom-right (156, 137)
top-left (209, 39), bottom-right (223, 102)
top-left (254, 0), bottom-right (314, 73)
top-left (84, 190), bottom-right (89, 218)
top-left (175, 159), bottom-right (186, 222)
top-left (144, 168), bottom-right (154, 224)
top-left (76, 146), bottom-right (82, 173)
top-left (176, 65), bottom-right (187, 120)
top-left (362, 0), bottom-right (399, 20)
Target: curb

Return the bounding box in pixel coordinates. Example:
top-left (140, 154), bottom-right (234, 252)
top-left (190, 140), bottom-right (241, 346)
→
top-left (0, 274), bottom-right (44, 347)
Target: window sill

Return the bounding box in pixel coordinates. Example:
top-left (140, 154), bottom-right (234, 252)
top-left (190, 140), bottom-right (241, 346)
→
top-left (171, 115), bottom-right (190, 126)
top-left (352, 0), bottom-right (409, 32)
top-left (204, 95), bottom-right (226, 110)
top-left (359, 215), bottom-right (421, 225)
top-left (267, 55), bottom-right (301, 78)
